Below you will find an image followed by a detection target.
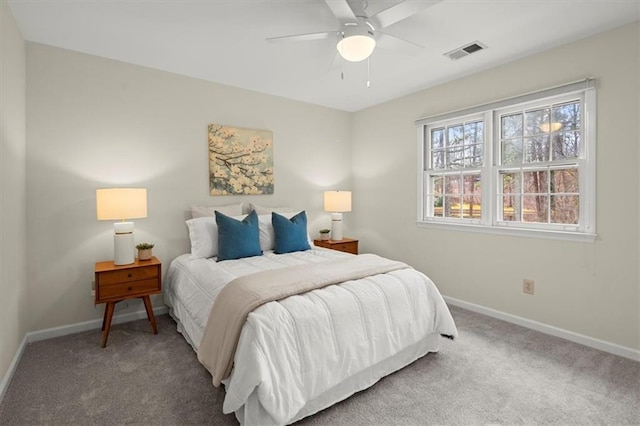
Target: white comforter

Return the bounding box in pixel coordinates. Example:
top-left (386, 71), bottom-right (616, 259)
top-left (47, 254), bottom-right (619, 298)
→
top-left (165, 249), bottom-right (457, 425)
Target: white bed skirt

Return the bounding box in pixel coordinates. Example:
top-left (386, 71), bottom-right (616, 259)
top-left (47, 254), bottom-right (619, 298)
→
top-left (235, 333), bottom-right (441, 425)
top-left (169, 306), bottom-right (441, 425)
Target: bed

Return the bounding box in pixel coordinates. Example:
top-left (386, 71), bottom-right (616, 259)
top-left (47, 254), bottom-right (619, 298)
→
top-left (164, 208), bottom-right (458, 425)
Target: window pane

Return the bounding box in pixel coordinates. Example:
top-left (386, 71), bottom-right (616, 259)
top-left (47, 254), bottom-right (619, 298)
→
top-left (463, 174), bottom-right (481, 219)
top-left (433, 198), bottom-right (443, 217)
top-left (552, 131), bottom-right (580, 160)
top-left (501, 114), bottom-right (522, 139)
top-left (551, 168), bottom-right (578, 193)
top-left (464, 121), bottom-right (483, 145)
top-left (464, 143), bottom-right (483, 167)
top-left (525, 108), bottom-right (550, 136)
top-left (432, 176), bottom-right (443, 217)
top-left (502, 195), bottom-right (520, 221)
top-left (462, 196), bottom-right (481, 218)
top-left (501, 172), bottom-right (520, 194)
top-left (463, 174), bottom-right (480, 194)
top-left (444, 196), bottom-right (461, 218)
top-left (432, 175), bottom-right (443, 195)
top-left (432, 149), bottom-right (445, 169)
top-left (552, 101), bottom-right (580, 131)
top-left (502, 138), bottom-right (523, 165)
top-left (446, 147), bottom-right (464, 169)
top-left (523, 195), bottom-right (549, 223)
top-left (524, 136), bottom-right (550, 162)
top-left (523, 170), bottom-right (548, 194)
top-left (447, 125), bottom-right (463, 147)
top-left (445, 174), bottom-right (461, 194)
top-left (424, 141), bottom-right (429, 171)
top-left (431, 128), bottom-right (445, 149)
top-left (551, 195), bottom-right (579, 224)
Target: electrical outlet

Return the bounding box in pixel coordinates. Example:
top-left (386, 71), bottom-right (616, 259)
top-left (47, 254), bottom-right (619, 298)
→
top-left (114, 302), bottom-right (129, 312)
top-left (91, 290), bottom-right (95, 297)
top-left (523, 279), bottom-right (535, 295)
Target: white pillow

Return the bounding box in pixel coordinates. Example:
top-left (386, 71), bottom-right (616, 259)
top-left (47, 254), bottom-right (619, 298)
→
top-left (191, 203), bottom-right (243, 219)
top-left (249, 203), bottom-right (295, 215)
top-left (186, 216), bottom-right (218, 259)
top-left (186, 214), bottom-right (247, 259)
top-left (257, 214), bottom-right (276, 252)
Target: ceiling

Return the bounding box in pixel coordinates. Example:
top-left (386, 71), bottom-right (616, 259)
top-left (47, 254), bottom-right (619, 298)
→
top-left (7, 0), bottom-right (640, 112)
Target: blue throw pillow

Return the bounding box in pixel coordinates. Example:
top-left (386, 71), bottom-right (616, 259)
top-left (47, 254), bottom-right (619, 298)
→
top-left (272, 211), bottom-right (311, 254)
top-left (215, 210), bottom-right (262, 261)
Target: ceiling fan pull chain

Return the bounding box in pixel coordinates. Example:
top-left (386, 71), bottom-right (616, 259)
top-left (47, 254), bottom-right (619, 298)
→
top-left (366, 57), bottom-right (371, 88)
top-left (340, 33), bottom-right (345, 80)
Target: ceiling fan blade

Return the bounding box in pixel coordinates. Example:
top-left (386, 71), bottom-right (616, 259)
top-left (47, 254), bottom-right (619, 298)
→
top-left (376, 32), bottom-right (424, 54)
top-left (369, 0), bottom-right (442, 29)
top-left (266, 31), bottom-right (336, 43)
top-left (324, 0), bottom-right (357, 22)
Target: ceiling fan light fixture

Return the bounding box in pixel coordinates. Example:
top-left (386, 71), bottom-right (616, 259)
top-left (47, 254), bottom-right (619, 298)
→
top-left (539, 122), bottom-right (563, 133)
top-left (337, 29), bottom-right (376, 62)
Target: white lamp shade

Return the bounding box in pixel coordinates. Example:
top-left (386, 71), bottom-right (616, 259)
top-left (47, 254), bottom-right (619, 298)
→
top-left (96, 188), bottom-right (148, 221)
top-left (96, 187), bottom-right (147, 265)
top-left (324, 191), bottom-right (352, 212)
top-left (337, 34), bottom-right (376, 62)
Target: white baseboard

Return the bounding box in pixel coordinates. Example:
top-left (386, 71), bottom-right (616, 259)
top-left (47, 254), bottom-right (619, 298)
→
top-left (0, 334), bottom-right (28, 403)
top-left (444, 296), bottom-right (640, 362)
top-left (0, 305), bottom-right (169, 403)
top-left (26, 305), bottom-right (169, 343)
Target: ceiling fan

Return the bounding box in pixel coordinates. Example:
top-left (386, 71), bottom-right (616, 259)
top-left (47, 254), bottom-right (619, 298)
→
top-left (267, 0), bottom-right (442, 63)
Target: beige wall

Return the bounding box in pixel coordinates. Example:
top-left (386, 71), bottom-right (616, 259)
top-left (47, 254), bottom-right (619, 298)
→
top-left (25, 43), bottom-right (352, 331)
top-left (0, 1), bottom-right (28, 387)
top-left (352, 23), bottom-right (640, 350)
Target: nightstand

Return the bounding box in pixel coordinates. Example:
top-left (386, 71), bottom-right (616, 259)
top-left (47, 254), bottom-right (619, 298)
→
top-left (314, 237), bottom-right (359, 254)
top-left (94, 256), bottom-right (162, 347)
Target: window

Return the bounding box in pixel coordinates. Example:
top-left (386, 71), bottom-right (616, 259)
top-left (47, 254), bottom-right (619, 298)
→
top-left (426, 116), bottom-right (484, 221)
top-left (417, 80), bottom-right (596, 241)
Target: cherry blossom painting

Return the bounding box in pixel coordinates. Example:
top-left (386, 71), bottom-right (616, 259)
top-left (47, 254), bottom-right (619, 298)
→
top-left (208, 124), bottom-right (274, 195)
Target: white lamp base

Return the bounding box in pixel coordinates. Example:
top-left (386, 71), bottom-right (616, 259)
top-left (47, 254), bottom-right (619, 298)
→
top-left (113, 222), bottom-right (135, 265)
top-left (331, 213), bottom-right (343, 241)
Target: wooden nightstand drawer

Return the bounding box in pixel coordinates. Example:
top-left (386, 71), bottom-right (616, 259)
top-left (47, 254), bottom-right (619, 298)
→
top-left (313, 238), bottom-right (359, 254)
top-left (98, 266), bottom-right (159, 285)
top-left (332, 242), bottom-right (357, 254)
top-left (99, 278), bottom-right (161, 300)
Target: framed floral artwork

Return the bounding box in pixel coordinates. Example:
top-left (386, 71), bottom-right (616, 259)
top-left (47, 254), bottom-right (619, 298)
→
top-left (208, 124), bottom-right (274, 195)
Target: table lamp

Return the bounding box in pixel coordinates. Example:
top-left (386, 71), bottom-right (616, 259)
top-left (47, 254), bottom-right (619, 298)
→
top-left (96, 188), bottom-right (147, 265)
top-left (323, 190), bottom-right (351, 241)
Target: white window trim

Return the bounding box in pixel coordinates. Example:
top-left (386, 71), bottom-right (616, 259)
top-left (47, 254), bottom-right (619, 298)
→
top-left (416, 79), bottom-right (597, 242)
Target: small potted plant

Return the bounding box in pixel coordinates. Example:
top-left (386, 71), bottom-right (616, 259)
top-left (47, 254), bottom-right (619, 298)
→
top-left (136, 242), bottom-right (154, 261)
top-left (319, 229), bottom-right (331, 241)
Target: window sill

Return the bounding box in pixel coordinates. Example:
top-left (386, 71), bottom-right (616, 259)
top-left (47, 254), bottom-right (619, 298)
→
top-left (416, 220), bottom-right (597, 242)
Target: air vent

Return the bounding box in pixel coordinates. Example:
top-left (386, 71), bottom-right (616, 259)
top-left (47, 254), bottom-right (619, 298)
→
top-left (444, 41), bottom-right (487, 61)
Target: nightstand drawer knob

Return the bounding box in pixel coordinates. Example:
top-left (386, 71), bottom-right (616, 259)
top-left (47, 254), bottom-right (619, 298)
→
top-left (127, 273), bottom-right (132, 278)
top-left (128, 286), bottom-right (133, 291)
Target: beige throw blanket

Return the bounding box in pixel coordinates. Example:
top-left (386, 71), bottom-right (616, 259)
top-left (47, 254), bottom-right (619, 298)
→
top-left (197, 254), bottom-right (410, 386)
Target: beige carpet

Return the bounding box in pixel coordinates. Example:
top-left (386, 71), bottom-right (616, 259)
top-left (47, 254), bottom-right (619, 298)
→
top-left (0, 306), bottom-right (638, 425)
